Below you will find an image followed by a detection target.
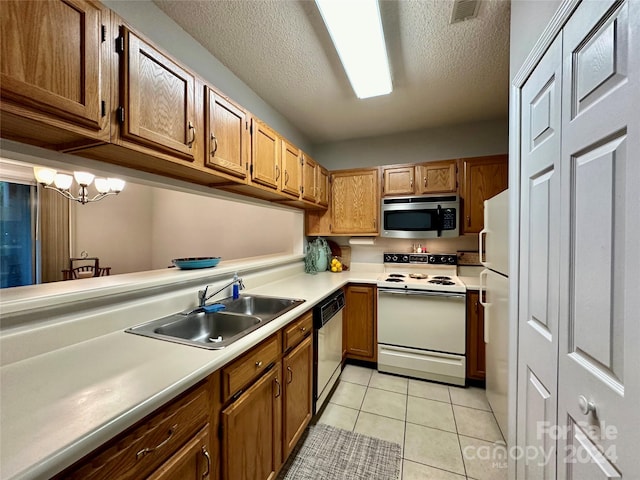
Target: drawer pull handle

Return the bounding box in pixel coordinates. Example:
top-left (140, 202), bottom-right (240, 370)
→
top-left (287, 365), bottom-right (293, 384)
top-left (136, 424), bottom-right (178, 459)
top-left (210, 133), bottom-right (218, 156)
top-left (202, 446), bottom-right (211, 478)
top-left (255, 361), bottom-right (263, 368)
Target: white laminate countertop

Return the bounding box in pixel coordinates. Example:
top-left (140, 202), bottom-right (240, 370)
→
top-left (0, 268), bottom-right (482, 480)
top-left (0, 270), bottom-right (376, 480)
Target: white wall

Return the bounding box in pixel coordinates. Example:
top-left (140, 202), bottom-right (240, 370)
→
top-left (149, 189), bottom-right (302, 269)
top-left (313, 119), bottom-right (508, 170)
top-left (333, 236), bottom-right (478, 264)
top-left (509, 0), bottom-right (563, 80)
top-left (71, 182), bottom-right (302, 275)
top-left (71, 182), bottom-right (153, 274)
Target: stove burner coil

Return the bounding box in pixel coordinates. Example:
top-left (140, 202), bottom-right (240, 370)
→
top-left (432, 276), bottom-right (452, 281)
top-left (428, 279), bottom-right (455, 285)
top-left (384, 278), bottom-right (404, 282)
top-left (388, 273), bottom-right (406, 278)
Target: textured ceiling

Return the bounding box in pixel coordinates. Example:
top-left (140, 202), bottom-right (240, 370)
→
top-left (153, 0), bottom-right (510, 144)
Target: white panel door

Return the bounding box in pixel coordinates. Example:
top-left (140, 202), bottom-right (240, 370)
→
top-left (517, 34), bottom-right (563, 480)
top-left (557, 0), bottom-right (640, 477)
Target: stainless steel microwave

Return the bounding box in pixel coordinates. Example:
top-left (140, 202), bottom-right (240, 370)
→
top-left (381, 195), bottom-right (460, 239)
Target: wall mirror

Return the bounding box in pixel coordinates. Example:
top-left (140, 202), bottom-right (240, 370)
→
top-left (0, 158), bottom-right (302, 289)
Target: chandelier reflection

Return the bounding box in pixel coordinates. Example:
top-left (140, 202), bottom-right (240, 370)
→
top-left (33, 167), bottom-right (125, 205)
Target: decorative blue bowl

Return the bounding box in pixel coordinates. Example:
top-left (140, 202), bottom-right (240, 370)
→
top-left (172, 257), bottom-right (221, 270)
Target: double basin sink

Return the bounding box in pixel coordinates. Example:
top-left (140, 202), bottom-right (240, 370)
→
top-left (126, 294), bottom-right (305, 349)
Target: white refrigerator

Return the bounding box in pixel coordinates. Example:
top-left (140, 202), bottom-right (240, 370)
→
top-left (479, 189), bottom-right (509, 439)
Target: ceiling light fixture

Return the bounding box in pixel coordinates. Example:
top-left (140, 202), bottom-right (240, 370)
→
top-left (33, 167), bottom-right (125, 205)
top-left (315, 0), bottom-right (392, 99)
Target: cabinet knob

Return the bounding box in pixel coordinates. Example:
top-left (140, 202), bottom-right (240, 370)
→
top-left (300, 326), bottom-right (306, 332)
top-left (255, 361), bottom-right (263, 368)
top-left (578, 395), bottom-right (596, 415)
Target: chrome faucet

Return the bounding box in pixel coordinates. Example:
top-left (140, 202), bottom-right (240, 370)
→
top-left (198, 274), bottom-right (245, 307)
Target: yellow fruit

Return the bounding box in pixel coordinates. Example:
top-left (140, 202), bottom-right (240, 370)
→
top-left (337, 266), bottom-right (342, 272)
top-left (331, 266), bottom-right (338, 272)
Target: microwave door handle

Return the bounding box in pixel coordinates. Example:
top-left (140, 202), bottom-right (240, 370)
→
top-left (436, 205), bottom-right (442, 237)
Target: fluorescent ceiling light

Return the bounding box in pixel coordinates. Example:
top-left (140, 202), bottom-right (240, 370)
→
top-left (316, 0), bottom-right (392, 99)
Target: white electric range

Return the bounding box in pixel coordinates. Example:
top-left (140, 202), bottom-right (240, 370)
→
top-left (376, 253), bottom-right (467, 386)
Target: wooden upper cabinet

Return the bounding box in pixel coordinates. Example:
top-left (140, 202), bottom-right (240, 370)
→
top-left (281, 139), bottom-right (301, 198)
top-left (119, 26), bottom-right (197, 160)
top-left (301, 154), bottom-right (317, 203)
top-left (460, 154), bottom-right (508, 234)
top-left (205, 88), bottom-right (249, 181)
top-left (382, 166), bottom-right (415, 196)
top-left (250, 118), bottom-right (280, 189)
top-left (0, 0), bottom-right (110, 142)
top-left (316, 166), bottom-right (330, 207)
top-left (416, 160), bottom-right (457, 194)
top-left (331, 168), bottom-right (379, 235)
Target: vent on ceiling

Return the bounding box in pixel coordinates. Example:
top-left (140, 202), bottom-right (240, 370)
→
top-left (450, 0), bottom-right (480, 24)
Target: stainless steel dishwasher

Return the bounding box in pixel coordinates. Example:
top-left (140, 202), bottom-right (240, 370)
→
top-left (313, 289), bottom-right (345, 414)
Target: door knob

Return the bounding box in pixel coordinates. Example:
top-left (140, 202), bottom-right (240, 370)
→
top-left (578, 395), bottom-right (596, 415)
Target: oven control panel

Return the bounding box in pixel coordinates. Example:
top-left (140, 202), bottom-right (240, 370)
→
top-left (383, 253), bottom-right (457, 265)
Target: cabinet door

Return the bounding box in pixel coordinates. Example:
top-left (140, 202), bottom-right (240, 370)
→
top-left (316, 166), bottom-right (330, 207)
top-left (344, 285), bottom-right (376, 361)
top-left (465, 290), bottom-right (485, 381)
top-left (0, 0), bottom-right (109, 136)
top-left (416, 161), bottom-right (457, 194)
top-left (382, 166), bottom-right (414, 196)
top-left (120, 27), bottom-right (197, 160)
top-left (283, 336), bottom-right (313, 459)
top-left (461, 155), bottom-right (508, 234)
top-left (222, 364), bottom-right (282, 480)
top-left (251, 119), bottom-right (280, 189)
top-left (281, 139), bottom-right (301, 198)
top-left (331, 169), bottom-right (379, 235)
top-left (205, 89), bottom-right (248, 180)
top-left (147, 427), bottom-right (211, 480)
top-left (301, 154), bottom-right (317, 202)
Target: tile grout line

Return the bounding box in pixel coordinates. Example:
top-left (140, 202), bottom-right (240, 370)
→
top-left (449, 386), bottom-right (470, 479)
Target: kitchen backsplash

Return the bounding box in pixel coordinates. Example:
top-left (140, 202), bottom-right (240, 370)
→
top-left (327, 236), bottom-right (478, 264)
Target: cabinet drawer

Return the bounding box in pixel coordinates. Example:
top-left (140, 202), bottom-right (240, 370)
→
top-left (59, 383), bottom-right (209, 480)
top-left (283, 312), bottom-right (312, 352)
top-left (222, 334), bottom-right (280, 402)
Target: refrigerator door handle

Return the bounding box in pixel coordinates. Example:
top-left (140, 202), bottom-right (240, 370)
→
top-left (479, 228), bottom-right (488, 266)
top-left (479, 269), bottom-right (489, 343)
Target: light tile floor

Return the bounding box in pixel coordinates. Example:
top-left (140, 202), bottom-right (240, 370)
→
top-left (315, 365), bottom-right (508, 480)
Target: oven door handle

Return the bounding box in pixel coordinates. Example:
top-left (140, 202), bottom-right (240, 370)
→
top-left (378, 288), bottom-right (465, 299)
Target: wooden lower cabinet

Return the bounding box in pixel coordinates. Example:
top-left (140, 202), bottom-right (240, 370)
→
top-left (148, 427), bottom-right (211, 480)
top-left (221, 363), bottom-right (282, 480)
top-left (466, 290), bottom-right (486, 381)
top-left (283, 336), bottom-right (313, 458)
top-left (344, 284), bottom-right (377, 362)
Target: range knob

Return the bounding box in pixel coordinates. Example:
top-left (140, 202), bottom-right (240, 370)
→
top-left (384, 254), bottom-right (392, 262)
top-left (392, 255), bottom-right (398, 262)
top-left (440, 256), bottom-right (447, 263)
top-left (448, 256), bottom-right (456, 264)
top-left (402, 255), bottom-right (409, 262)
top-left (428, 255), bottom-right (437, 264)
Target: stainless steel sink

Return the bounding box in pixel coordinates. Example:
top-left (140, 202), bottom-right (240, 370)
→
top-left (126, 294), bottom-right (305, 349)
top-left (221, 294), bottom-right (304, 320)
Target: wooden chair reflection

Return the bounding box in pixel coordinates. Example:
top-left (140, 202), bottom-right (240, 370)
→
top-left (62, 257), bottom-right (111, 280)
